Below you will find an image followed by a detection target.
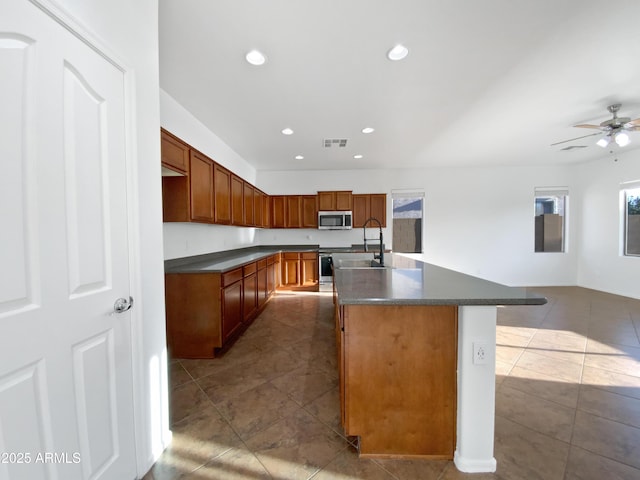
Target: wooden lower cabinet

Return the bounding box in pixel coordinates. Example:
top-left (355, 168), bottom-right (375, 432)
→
top-left (279, 251), bottom-right (318, 291)
top-left (165, 259), bottom-right (277, 358)
top-left (339, 304), bottom-right (457, 458)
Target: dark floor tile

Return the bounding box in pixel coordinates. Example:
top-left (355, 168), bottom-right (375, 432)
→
top-left (170, 361), bottom-right (193, 388)
top-left (495, 385), bottom-right (575, 442)
top-left (501, 365), bottom-right (580, 408)
top-left (311, 448), bottom-right (397, 479)
top-left (270, 364), bottom-right (338, 407)
top-left (216, 381), bottom-right (299, 441)
top-left (581, 365), bottom-right (640, 400)
top-left (244, 408), bottom-right (350, 479)
top-left (494, 415), bottom-right (570, 480)
top-left (373, 456), bottom-right (449, 480)
top-left (578, 385), bottom-right (640, 428)
top-left (169, 381), bottom-right (211, 425)
top-left (571, 410), bottom-right (640, 469)
top-left (180, 446), bottom-right (271, 480)
top-left (564, 445), bottom-right (640, 480)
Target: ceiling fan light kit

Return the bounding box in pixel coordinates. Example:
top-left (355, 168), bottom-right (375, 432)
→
top-left (554, 103), bottom-right (639, 149)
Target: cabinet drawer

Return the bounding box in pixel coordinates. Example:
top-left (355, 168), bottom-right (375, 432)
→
top-left (257, 258), bottom-right (267, 269)
top-left (243, 262), bottom-right (257, 276)
top-left (283, 252), bottom-right (299, 260)
top-left (222, 268), bottom-right (243, 286)
top-left (301, 252), bottom-right (317, 260)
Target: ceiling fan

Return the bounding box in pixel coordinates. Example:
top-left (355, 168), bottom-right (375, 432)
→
top-left (551, 104), bottom-right (640, 148)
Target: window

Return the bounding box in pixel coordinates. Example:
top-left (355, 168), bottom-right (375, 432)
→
top-left (534, 187), bottom-right (568, 253)
top-left (392, 191), bottom-right (424, 253)
top-left (623, 184), bottom-right (640, 256)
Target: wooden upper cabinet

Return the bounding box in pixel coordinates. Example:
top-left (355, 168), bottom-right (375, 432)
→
top-left (213, 163), bottom-right (232, 224)
top-left (244, 182), bottom-right (255, 226)
top-left (231, 174), bottom-right (244, 225)
top-left (286, 195), bottom-right (301, 228)
top-left (271, 195), bottom-right (286, 228)
top-left (189, 150), bottom-right (215, 223)
top-left (161, 128), bottom-right (189, 174)
top-left (353, 193), bottom-right (387, 228)
top-left (254, 190), bottom-right (264, 228)
top-left (318, 191), bottom-right (352, 211)
top-left (352, 194), bottom-right (369, 228)
top-left (370, 194), bottom-right (387, 227)
top-left (301, 195), bottom-right (318, 228)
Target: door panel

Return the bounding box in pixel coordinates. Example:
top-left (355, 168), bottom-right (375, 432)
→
top-left (0, 1), bottom-right (136, 478)
top-left (64, 63), bottom-right (110, 296)
top-left (0, 34), bottom-right (38, 316)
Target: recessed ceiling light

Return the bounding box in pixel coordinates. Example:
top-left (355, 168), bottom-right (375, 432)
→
top-left (245, 49), bottom-right (267, 66)
top-left (281, 127), bottom-right (294, 135)
top-left (295, 155), bottom-right (304, 160)
top-left (387, 44), bottom-right (409, 61)
top-left (362, 127), bottom-right (375, 134)
top-left (353, 154), bottom-right (363, 159)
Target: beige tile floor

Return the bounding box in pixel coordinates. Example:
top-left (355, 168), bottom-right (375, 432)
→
top-left (145, 286), bottom-right (640, 480)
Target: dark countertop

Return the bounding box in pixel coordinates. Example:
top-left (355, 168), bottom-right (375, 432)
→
top-left (165, 245), bottom-right (319, 274)
top-left (334, 253), bottom-right (547, 306)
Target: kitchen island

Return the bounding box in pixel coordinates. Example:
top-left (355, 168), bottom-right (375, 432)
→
top-left (332, 253), bottom-right (546, 473)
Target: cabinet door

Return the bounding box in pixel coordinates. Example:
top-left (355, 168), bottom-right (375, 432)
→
top-left (221, 280), bottom-right (242, 341)
top-left (161, 129), bottom-right (189, 174)
top-left (352, 194), bottom-right (370, 228)
top-left (214, 164), bottom-right (232, 224)
top-left (281, 253), bottom-right (300, 286)
top-left (370, 194), bottom-right (387, 227)
top-left (335, 191), bottom-right (353, 211)
top-left (286, 195), bottom-right (301, 228)
top-left (317, 191), bottom-right (335, 211)
top-left (231, 174), bottom-right (244, 225)
top-left (244, 182), bottom-right (255, 226)
top-left (189, 150), bottom-right (215, 223)
top-left (257, 266), bottom-right (268, 306)
top-left (254, 190), bottom-right (263, 228)
top-left (267, 262), bottom-right (276, 294)
top-left (262, 193), bottom-right (271, 228)
top-left (243, 273), bottom-right (257, 321)
top-left (301, 252), bottom-right (318, 286)
top-left (301, 195), bottom-right (318, 228)
top-left (271, 195), bottom-right (286, 228)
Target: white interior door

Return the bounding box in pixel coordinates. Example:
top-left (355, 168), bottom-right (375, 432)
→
top-left (0, 1), bottom-right (136, 479)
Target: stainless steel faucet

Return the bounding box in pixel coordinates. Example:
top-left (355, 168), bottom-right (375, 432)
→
top-left (363, 217), bottom-right (384, 266)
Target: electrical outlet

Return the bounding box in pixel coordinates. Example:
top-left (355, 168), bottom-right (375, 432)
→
top-left (473, 341), bottom-right (488, 365)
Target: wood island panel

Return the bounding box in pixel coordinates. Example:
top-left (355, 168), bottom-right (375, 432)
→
top-left (342, 304), bottom-right (457, 458)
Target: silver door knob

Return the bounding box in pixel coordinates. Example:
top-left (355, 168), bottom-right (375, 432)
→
top-left (113, 296), bottom-right (134, 314)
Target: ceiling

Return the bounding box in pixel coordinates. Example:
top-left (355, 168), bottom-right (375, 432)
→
top-left (159, 0), bottom-right (640, 171)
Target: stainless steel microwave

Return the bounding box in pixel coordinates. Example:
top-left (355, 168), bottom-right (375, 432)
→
top-left (318, 210), bottom-right (352, 230)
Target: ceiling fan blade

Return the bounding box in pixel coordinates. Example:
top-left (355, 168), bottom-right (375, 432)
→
top-left (627, 118), bottom-right (640, 126)
top-left (573, 123), bottom-right (604, 129)
top-left (550, 132), bottom-right (600, 146)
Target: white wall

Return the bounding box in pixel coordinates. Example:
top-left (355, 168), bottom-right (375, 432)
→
top-left (55, 0), bottom-right (169, 475)
top-left (577, 149), bottom-right (640, 298)
top-left (161, 90), bottom-right (260, 259)
top-left (258, 165), bottom-right (579, 287)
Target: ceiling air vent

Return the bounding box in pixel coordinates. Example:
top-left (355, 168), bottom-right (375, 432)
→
top-left (560, 145), bottom-right (588, 151)
top-left (323, 138), bottom-right (348, 148)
